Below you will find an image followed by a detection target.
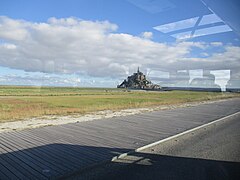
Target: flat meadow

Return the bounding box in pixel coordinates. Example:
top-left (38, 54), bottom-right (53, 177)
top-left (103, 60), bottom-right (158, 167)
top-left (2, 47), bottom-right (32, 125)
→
top-left (0, 86), bottom-right (239, 122)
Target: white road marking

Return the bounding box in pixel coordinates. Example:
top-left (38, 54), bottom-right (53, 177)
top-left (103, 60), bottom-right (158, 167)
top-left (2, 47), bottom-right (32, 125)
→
top-left (112, 111), bottom-right (240, 161)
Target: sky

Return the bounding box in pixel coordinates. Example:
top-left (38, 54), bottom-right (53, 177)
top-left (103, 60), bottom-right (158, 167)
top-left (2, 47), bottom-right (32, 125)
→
top-left (0, 0), bottom-right (239, 89)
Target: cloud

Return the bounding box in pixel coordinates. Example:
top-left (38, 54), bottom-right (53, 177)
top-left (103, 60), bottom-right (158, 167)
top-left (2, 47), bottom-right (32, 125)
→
top-left (0, 72), bottom-right (120, 87)
top-left (210, 42), bottom-right (223, 46)
top-left (0, 16), bottom-right (239, 80)
top-left (141, 31), bottom-right (153, 39)
top-left (0, 73), bottom-right (81, 86)
top-left (0, 17), bottom-right (30, 41)
top-left (0, 43), bottom-right (17, 50)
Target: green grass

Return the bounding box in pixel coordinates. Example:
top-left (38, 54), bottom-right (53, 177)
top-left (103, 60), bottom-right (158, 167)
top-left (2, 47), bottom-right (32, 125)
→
top-left (0, 86), bottom-right (239, 122)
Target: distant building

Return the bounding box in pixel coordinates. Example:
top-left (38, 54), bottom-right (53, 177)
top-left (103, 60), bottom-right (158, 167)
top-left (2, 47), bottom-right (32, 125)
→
top-left (117, 67), bottom-right (161, 90)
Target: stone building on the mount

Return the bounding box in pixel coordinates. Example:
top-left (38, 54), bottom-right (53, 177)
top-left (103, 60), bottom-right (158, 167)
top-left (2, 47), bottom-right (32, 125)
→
top-left (117, 68), bottom-right (161, 90)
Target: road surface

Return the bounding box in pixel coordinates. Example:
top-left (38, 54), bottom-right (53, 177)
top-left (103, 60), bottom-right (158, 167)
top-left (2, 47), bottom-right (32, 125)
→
top-left (0, 98), bottom-right (239, 179)
top-left (71, 111), bottom-right (240, 180)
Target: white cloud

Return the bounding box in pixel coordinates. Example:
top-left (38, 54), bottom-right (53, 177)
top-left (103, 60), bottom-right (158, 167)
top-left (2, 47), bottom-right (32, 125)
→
top-left (201, 52), bottom-right (209, 57)
top-left (0, 43), bottom-right (17, 49)
top-left (210, 42), bottom-right (223, 46)
top-left (141, 31), bottom-right (153, 39)
top-left (0, 73), bottom-right (83, 87)
top-left (0, 16), bottom-right (239, 81)
top-left (0, 16), bottom-right (30, 41)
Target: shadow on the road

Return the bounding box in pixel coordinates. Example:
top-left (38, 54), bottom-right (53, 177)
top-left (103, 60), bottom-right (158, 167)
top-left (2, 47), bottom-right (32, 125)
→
top-left (0, 143), bottom-right (131, 179)
top-left (0, 143), bottom-right (239, 180)
top-left (73, 151), bottom-right (240, 180)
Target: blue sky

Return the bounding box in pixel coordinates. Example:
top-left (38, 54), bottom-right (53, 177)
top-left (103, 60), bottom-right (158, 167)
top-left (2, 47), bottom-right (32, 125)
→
top-left (0, 0), bottom-right (239, 89)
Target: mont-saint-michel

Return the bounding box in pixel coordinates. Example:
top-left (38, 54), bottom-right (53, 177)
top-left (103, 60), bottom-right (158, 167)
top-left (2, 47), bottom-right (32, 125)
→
top-left (117, 68), bottom-right (161, 90)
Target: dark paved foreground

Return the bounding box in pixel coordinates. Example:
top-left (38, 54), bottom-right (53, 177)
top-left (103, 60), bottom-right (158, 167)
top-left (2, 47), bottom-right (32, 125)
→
top-left (77, 110), bottom-right (240, 180)
top-left (0, 98), bottom-right (240, 179)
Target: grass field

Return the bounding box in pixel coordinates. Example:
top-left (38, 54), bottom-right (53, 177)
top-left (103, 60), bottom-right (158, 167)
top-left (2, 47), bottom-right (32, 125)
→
top-left (0, 86), bottom-right (239, 122)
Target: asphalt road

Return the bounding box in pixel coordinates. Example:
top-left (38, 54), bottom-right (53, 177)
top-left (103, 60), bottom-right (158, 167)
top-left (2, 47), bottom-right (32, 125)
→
top-left (69, 112), bottom-right (240, 180)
